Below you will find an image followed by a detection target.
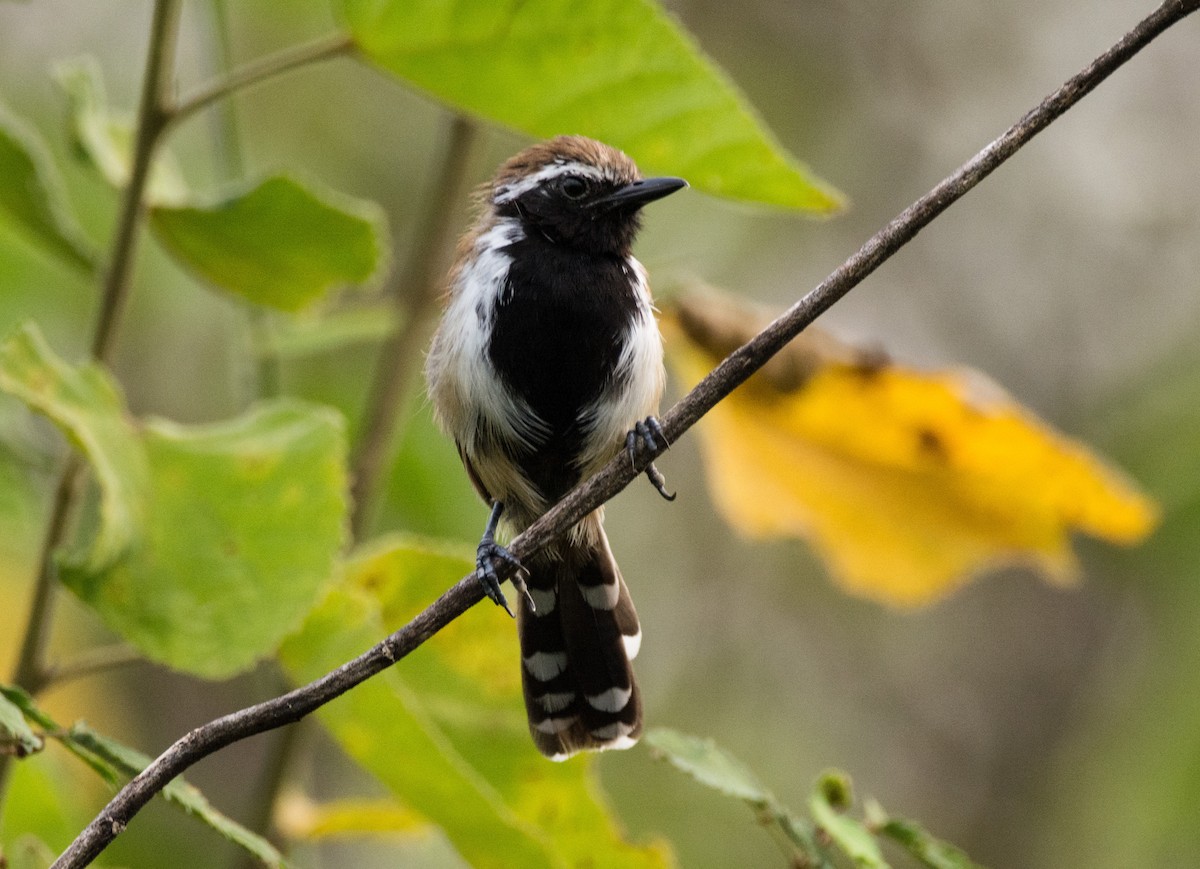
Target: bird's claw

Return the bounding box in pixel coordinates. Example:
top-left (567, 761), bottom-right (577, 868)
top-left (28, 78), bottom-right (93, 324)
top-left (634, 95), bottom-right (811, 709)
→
top-left (476, 541), bottom-right (536, 617)
top-left (625, 416), bottom-right (676, 501)
top-left (476, 540), bottom-right (518, 617)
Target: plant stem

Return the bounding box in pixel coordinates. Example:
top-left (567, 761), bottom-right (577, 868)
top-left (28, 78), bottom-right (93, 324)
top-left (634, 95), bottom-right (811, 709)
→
top-left (92, 0), bottom-right (182, 364)
top-left (169, 32), bottom-right (354, 131)
top-left (0, 0), bottom-right (182, 816)
top-left (51, 3), bottom-right (1200, 864)
top-left (40, 644), bottom-right (143, 689)
top-left (348, 114), bottom-right (483, 540)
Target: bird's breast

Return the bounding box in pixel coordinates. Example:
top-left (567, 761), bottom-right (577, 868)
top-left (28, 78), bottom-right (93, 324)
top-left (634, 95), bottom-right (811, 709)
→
top-left (486, 242), bottom-right (646, 498)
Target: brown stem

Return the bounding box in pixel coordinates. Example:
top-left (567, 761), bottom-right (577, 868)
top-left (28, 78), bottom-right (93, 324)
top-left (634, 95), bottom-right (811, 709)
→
top-left (50, 2), bottom-right (1200, 865)
top-left (91, 0), bottom-right (181, 364)
top-left (348, 114), bottom-right (483, 540)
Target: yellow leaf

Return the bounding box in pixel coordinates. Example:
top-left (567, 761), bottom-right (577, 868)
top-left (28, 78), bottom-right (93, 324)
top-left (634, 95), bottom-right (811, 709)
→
top-left (664, 291), bottom-right (1159, 607)
top-left (274, 793), bottom-right (432, 841)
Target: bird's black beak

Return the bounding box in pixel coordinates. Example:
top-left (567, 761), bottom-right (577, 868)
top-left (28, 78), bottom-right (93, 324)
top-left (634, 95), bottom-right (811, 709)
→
top-left (590, 176), bottom-right (688, 212)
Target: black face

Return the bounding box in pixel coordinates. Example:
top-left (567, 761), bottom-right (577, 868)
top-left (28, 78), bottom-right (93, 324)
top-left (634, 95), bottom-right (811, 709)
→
top-left (501, 171), bottom-right (686, 255)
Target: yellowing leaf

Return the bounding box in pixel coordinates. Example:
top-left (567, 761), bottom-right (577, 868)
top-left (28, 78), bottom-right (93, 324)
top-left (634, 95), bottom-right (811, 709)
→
top-left (664, 292), bottom-right (1159, 607)
top-left (275, 794), bottom-right (432, 842)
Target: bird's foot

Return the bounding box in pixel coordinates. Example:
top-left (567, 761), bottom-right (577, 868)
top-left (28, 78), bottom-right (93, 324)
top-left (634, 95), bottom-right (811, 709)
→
top-left (476, 539), bottom-right (522, 617)
top-left (475, 500), bottom-right (535, 617)
top-left (625, 416), bottom-right (676, 502)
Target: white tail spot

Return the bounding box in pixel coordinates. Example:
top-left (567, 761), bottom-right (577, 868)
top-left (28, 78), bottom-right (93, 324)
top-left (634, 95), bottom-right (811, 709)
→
top-left (536, 691), bottom-right (575, 713)
top-left (579, 580), bottom-right (619, 610)
top-left (622, 629), bottom-right (642, 660)
top-left (585, 685), bottom-right (633, 713)
top-left (523, 650), bottom-right (568, 681)
top-left (534, 715), bottom-right (574, 735)
top-left (590, 721), bottom-right (636, 742)
top-left (528, 586), bottom-right (557, 615)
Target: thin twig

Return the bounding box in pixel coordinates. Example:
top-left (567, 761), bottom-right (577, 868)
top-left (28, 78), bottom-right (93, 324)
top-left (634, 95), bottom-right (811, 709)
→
top-left (168, 33), bottom-right (355, 130)
top-left (91, 0), bottom-right (182, 364)
top-left (348, 115), bottom-right (484, 539)
top-left (50, 2), bottom-right (1200, 865)
top-left (40, 645), bottom-right (144, 689)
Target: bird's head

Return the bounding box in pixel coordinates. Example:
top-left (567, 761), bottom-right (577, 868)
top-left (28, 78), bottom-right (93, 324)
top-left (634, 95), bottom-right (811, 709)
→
top-left (487, 135), bottom-right (686, 255)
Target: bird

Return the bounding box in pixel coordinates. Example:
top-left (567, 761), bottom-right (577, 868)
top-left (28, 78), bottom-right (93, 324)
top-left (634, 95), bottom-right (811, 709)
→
top-left (425, 135), bottom-right (686, 759)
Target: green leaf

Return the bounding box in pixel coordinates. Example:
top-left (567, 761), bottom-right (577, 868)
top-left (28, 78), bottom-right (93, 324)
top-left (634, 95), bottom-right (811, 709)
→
top-left (61, 399), bottom-right (347, 678)
top-left (149, 176), bottom-right (385, 311)
top-left (0, 686), bottom-right (42, 758)
top-left (809, 772), bottom-right (889, 869)
top-left (66, 725), bottom-right (289, 868)
top-left (865, 801), bottom-right (986, 869)
top-left (0, 323), bottom-right (150, 573)
top-left (56, 58), bottom-right (190, 206)
top-left (644, 728), bottom-right (772, 805)
top-left (0, 104), bottom-right (96, 271)
top-left (0, 326), bottom-right (347, 676)
top-left (0, 685), bottom-right (120, 787)
top-left (279, 535), bottom-right (671, 869)
top-left (53, 59), bottom-right (386, 311)
top-left (339, 0), bottom-right (842, 212)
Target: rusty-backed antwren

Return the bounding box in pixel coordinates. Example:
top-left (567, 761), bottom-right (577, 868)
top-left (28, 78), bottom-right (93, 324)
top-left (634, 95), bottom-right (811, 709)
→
top-left (425, 136), bottom-right (686, 759)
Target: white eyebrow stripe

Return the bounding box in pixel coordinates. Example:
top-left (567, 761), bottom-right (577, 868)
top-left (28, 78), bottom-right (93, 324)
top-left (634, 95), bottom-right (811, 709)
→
top-left (493, 161), bottom-right (606, 203)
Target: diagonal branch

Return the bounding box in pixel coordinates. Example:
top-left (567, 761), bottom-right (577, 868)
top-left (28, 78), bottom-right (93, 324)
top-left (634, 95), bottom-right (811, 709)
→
top-left (51, 1), bottom-right (1200, 866)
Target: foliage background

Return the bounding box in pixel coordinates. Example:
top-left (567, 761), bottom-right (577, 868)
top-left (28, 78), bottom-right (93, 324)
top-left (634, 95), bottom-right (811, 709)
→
top-left (1, 1), bottom-right (1198, 867)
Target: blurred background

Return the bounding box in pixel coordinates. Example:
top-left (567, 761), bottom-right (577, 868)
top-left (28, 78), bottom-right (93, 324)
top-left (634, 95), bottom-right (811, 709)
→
top-left (2, 1), bottom-right (1198, 866)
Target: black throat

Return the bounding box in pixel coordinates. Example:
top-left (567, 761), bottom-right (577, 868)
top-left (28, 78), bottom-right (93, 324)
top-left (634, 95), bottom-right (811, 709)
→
top-left (487, 231), bottom-right (640, 502)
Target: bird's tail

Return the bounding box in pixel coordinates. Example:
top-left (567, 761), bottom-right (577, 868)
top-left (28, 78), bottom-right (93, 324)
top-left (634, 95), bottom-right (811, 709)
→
top-left (516, 523), bottom-right (642, 760)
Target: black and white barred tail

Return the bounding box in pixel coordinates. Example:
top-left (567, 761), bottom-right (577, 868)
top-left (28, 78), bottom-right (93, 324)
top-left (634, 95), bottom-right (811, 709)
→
top-left (517, 527), bottom-right (642, 760)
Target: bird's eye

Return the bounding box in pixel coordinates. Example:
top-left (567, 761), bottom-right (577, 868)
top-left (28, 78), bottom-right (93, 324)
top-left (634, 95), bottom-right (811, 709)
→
top-left (560, 176), bottom-right (588, 199)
